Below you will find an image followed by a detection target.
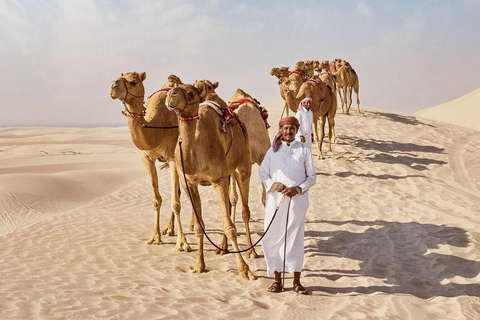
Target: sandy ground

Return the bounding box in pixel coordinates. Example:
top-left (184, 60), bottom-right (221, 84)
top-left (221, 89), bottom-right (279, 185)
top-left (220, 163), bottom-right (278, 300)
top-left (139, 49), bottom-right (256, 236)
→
top-left (1, 103), bottom-right (479, 319)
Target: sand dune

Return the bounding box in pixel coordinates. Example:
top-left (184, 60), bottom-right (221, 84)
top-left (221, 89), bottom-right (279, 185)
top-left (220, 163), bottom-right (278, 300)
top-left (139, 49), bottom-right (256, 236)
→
top-left (1, 105), bottom-right (479, 319)
top-left (414, 88), bottom-right (480, 132)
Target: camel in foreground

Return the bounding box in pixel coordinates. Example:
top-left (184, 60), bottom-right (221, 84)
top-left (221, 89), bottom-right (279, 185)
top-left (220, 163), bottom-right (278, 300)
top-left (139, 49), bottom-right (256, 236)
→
top-left (166, 84), bottom-right (255, 279)
top-left (193, 80), bottom-right (268, 258)
top-left (109, 72), bottom-right (190, 251)
top-left (281, 78), bottom-right (337, 159)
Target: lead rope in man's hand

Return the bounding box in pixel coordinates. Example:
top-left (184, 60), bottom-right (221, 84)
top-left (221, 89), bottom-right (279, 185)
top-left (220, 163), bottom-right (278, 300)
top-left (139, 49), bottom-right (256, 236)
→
top-left (282, 196), bottom-right (293, 291)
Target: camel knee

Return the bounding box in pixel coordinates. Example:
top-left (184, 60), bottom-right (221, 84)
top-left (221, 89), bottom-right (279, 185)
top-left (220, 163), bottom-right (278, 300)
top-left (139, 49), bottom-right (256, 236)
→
top-left (225, 226), bottom-right (237, 240)
top-left (242, 207), bottom-right (251, 222)
top-left (152, 198), bottom-right (162, 210)
top-left (171, 202), bottom-right (181, 215)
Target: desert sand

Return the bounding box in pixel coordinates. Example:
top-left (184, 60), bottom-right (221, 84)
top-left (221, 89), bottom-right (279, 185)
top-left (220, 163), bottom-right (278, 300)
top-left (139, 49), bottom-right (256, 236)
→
top-left (1, 100), bottom-right (479, 319)
top-left (414, 88), bottom-right (480, 132)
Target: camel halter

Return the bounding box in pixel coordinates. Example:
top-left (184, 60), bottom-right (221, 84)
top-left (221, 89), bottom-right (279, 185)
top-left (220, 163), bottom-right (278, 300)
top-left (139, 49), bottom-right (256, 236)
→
top-left (178, 138), bottom-right (285, 254)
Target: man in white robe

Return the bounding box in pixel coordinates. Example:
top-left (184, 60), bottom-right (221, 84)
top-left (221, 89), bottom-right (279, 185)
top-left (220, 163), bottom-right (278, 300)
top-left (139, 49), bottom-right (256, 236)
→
top-left (295, 97), bottom-right (314, 149)
top-left (259, 116), bottom-right (316, 294)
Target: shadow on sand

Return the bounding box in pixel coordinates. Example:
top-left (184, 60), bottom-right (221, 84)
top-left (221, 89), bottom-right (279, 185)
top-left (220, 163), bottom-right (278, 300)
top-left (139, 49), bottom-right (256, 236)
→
top-left (304, 219), bottom-right (480, 298)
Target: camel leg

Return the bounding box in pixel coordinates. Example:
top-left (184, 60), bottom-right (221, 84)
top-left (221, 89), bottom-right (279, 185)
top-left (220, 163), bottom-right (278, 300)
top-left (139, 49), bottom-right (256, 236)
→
top-left (261, 184), bottom-right (266, 207)
top-left (346, 87), bottom-right (353, 115)
top-left (327, 115), bottom-right (333, 153)
top-left (188, 210), bottom-right (195, 231)
top-left (212, 178), bottom-right (255, 280)
top-left (140, 152), bottom-right (162, 245)
top-left (183, 181), bottom-right (205, 273)
top-left (234, 169), bottom-right (257, 259)
top-left (215, 175), bottom-right (238, 255)
top-left (355, 86), bottom-right (361, 114)
top-left (169, 161), bottom-right (191, 252)
top-left (313, 118), bottom-right (322, 160)
top-left (337, 86), bottom-right (345, 114)
top-left (317, 116), bottom-right (327, 160)
top-left (284, 100), bottom-right (289, 117)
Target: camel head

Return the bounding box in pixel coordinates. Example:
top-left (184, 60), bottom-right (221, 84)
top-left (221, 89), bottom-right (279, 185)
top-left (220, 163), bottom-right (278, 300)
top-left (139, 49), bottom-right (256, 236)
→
top-left (166, 84), bottom-right (201, 117)
top-left (312, 60), bottom-right (320, 69)
top-left (294, 61), bottom-right (305, 71)
top-left (320, 60), bottom-right (330, 71)
top-left (162, 74), bottom-right (183, 88)
top-left (279, 78), bottom-right (296, 96)
top-left (194, 79), bottom-right (219, 101)
top-left (270, 67), bottom-right (280, 78)
top-left (228, 88), bottom-right (252, 104)
top-left (110, 72), bottom-right (146, 101)
top-left (279, 67), bottom-right (290, 78)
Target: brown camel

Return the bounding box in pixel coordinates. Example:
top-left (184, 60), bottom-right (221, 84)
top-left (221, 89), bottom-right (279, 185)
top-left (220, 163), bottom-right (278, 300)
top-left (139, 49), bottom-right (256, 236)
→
top-left (193, 81), bottom-right (269, 258)
top-left (270, 66), bottom-right (290, 80)
top-left (228, 88), bottom-right (271, 206)
top-left (109, 72), bottom-right (190, 252)
top-left (328, 60), bottom-right (351, 114)
top-left (342, 62), bottom-right (361, 114)
top-left (162, 74), bottom-right (183, 88)
top-left (280, 78), bottom-right (337, 159)
top-left (166, 83), bottom-right (255, 279)
top-left (315, 60), bottom-right (337, 93)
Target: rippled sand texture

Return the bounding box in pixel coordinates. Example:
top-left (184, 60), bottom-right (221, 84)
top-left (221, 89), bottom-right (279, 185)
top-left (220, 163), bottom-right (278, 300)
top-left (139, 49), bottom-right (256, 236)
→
top-left (1, 107), bottom-right (479, 319)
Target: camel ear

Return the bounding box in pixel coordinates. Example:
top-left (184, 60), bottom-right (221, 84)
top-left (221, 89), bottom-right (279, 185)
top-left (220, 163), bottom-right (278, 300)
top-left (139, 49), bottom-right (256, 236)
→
top-left (213, 82), bottom-right (219, 89)
top-left (121, 73), bottom-right (124, 77)
top-left (138, 72), bottom-right (146, 82)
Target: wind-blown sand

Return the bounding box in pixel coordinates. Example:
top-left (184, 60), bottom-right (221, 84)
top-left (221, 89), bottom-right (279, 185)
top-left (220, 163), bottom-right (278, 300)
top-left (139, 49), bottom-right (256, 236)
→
top-left (1, 103), bottom-right (479, 319)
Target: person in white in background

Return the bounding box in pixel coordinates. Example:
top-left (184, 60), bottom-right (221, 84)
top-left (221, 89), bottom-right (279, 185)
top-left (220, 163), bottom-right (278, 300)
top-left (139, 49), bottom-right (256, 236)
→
top-left (295, 98), bottom-right (313, 149)
top-left (259, 116), bottom-right (317, 295)
top-left (294, 97), bottom-right (314, 149)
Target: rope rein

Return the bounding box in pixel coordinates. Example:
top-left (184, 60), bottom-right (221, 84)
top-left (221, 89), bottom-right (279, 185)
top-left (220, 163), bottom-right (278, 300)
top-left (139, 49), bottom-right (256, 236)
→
top-left (178, 139), bottom-right (284, 253)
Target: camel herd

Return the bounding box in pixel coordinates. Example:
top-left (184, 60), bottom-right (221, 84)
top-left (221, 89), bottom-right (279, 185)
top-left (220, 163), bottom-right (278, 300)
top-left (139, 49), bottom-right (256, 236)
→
top-left (108, 60), bottom-right (360, 279)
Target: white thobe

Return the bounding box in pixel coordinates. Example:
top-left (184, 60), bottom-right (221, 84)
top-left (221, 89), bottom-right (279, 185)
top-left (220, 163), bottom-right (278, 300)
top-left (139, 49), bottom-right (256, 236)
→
top-left (259, 140), bottom-right (316, 276)
top-left (295, 108), bottom-right (314, 148)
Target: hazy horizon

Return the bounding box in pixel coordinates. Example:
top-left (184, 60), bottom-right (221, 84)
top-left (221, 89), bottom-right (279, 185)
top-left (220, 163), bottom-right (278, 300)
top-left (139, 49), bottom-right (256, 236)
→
top-left (1, 0), bottom-right (479, 126)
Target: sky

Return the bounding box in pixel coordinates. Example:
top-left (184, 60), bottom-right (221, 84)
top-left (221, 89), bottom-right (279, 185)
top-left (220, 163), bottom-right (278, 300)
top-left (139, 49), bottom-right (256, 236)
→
top-left (1, 0), bottom-right (479, 126)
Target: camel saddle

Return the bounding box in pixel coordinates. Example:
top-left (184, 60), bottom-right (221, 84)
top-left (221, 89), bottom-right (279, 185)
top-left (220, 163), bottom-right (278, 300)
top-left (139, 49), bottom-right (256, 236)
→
top-left (228, 98), bottom-right (270, 129)
top-left (200, 100), bottom-right (240, 133)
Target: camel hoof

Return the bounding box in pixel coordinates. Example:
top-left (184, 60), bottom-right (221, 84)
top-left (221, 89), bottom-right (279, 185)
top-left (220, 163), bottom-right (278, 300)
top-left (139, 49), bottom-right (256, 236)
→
top-left (161, 227), bottom-right (175, 236)
top-left (174, 240), bottom-right (192, 252)
top-left (317, 155), bottom-right (325, 160)
top-left (214, 248), bottom-right (229, 255)
top-left (192, 264), bottom-right (206, 274)
top-left (147, 236), bottom-right (162, 245)
top-left (238, 269), bottom-right (256, 280)
top-left (245, 249), bottom-right (259, 259)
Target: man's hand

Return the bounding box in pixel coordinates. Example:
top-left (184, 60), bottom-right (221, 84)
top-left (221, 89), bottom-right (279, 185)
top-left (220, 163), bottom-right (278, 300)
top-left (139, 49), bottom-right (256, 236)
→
top-left (282, 186), bottom-right (300, 197)
top-left (300, 135), bottom-right (305, 143)
top-left (271, 182), bottom-right (286, 192)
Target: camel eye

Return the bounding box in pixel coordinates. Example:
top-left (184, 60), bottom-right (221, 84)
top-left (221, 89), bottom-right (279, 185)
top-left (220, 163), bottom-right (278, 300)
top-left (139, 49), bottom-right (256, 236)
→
top-left (188, 91), bottom-right (196, 99)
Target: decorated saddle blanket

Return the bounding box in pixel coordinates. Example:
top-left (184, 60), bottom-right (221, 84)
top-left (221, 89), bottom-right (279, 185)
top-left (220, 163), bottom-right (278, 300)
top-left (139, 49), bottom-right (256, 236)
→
top-left (228, 98), bottom-right (270, 129)
top-left (200, 100), bottom-right (240, 133)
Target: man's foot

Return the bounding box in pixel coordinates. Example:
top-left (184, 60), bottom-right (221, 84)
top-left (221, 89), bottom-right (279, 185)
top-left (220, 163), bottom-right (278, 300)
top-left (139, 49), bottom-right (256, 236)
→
top-left (293, 283), bottom-right (309, 295)
top-left (267, 281), bottom-right (283, 293)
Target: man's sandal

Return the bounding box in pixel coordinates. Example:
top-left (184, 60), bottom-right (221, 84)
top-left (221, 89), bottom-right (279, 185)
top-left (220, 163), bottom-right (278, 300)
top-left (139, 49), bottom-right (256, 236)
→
top-left (293, 284), bottom-right (309, 295)
top-left (267, 281), bottom-right (283, 293)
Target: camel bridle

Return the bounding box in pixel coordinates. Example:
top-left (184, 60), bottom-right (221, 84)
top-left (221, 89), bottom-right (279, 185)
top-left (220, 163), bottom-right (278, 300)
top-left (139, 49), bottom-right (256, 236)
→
top-left (116, 81), bottom-right (179, 130)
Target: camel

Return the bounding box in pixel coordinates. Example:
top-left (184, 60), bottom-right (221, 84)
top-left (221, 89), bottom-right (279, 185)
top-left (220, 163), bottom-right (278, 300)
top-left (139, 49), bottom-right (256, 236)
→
top-left (162, 74), bottom-right (183, 89)
top-left (280, 77), bottom-right (337, 159)
top-left (342, 62), bottom-right (361, 114)
top-left (303, 60), bottom-right (316, 78)
top-left (327, 60), bottom-right (351, 114)
top-left (270, 66), bottom-right (290, 81)
top-left (315, 60), bottom-right (337, 92)
top-left (193, 81), bottom-right (269, 257)
top-left (109, 72), bottom-right (191, 252)
top-left (228, 88), bottom-right (271, 205)
top-left (166, 83), bottom-right (255, 279)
